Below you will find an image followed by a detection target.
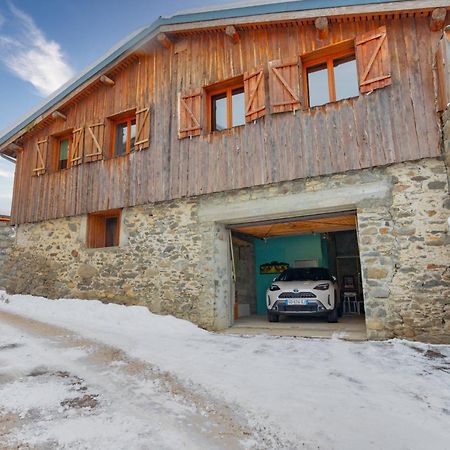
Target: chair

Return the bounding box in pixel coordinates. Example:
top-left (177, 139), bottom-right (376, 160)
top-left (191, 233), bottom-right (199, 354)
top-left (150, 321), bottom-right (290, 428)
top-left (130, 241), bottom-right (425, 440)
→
top-left (343, 292), bottom-right (358, 314)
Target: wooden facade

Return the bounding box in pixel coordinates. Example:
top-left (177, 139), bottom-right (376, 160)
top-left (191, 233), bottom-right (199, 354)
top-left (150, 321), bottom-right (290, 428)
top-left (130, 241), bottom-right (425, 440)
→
top-left (9, 11), bottom-right (449, 224)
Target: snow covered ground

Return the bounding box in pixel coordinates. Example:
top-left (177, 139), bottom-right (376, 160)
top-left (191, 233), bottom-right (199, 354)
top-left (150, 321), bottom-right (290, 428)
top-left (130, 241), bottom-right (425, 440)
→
top-left (1, 291), bottom-right (449, 449)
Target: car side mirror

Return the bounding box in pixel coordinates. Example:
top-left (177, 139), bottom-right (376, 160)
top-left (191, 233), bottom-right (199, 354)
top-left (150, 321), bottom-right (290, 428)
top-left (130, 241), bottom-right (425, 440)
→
top-left (332, 276), bottom-right (337, 283)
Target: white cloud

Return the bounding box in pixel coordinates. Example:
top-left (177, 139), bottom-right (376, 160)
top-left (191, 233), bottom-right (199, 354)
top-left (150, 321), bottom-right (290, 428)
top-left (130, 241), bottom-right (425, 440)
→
top-left (0, 4), bottom-right (74, 96)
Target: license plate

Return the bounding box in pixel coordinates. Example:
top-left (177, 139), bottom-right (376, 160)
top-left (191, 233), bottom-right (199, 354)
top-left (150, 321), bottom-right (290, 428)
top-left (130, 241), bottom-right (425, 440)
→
top-left (286, 299), bottom-right (306, 305)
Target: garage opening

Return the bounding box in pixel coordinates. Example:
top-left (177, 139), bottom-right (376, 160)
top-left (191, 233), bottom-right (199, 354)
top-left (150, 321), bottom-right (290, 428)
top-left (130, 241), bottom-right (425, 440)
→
top-left (228, 211), bottom-right (366, 340)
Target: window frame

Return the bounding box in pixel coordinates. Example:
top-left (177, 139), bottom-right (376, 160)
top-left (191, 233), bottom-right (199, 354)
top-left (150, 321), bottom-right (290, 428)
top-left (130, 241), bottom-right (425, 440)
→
top-left (54, 132), bottom-right (73, 172)
top-left (111, 114), bottom-right (136, 157)
top-left (302, 41), bottom-right (358, 108)
top-left (86, 209), bottom-right (121, 249)
top-left (206, 76), bottom-right (245, 132)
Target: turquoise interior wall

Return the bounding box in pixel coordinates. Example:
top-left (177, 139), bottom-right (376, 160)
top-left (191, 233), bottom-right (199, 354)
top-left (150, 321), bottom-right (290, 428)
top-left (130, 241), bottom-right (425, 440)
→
top-left (254, 234), bottom-right (328, 314)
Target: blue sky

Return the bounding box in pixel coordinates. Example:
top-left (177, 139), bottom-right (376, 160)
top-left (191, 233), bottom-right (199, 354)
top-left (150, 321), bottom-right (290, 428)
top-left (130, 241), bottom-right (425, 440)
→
top-left (0, 0), bottom-right (234, 215)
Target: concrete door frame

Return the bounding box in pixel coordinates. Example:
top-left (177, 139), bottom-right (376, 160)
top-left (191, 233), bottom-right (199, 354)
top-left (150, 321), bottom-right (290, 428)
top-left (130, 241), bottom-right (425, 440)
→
top-left (198, 179), bottom-right (391, 331)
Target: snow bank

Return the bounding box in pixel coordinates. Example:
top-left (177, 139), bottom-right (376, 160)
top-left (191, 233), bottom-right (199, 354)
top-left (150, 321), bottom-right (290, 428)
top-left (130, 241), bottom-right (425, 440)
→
top-left (1, 291), bottom-right (449, 450)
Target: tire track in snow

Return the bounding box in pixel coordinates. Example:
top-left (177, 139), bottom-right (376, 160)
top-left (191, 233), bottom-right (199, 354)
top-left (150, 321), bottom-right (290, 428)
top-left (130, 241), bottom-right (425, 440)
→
top-left (0, 309), bottom-right (289, 449)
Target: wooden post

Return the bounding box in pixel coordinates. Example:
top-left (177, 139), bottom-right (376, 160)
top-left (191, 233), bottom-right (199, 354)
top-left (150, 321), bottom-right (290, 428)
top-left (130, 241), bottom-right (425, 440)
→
top-left (157, 32), bottom-right (173, 49)
top-left (225, 25), bottom-right (240, 44)
top-left (315, 17), bottom-right (329, 40)
top-left (51, 111), bottom-right (67, 120)
top-left (430, 8), bottom-right (447, 32)
top-left (100, 75), bottom-right (115, 86)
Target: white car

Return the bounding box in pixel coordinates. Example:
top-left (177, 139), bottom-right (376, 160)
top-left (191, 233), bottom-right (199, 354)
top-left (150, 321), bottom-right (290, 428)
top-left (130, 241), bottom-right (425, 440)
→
top-left (266, 267), bottom-right (339, 323)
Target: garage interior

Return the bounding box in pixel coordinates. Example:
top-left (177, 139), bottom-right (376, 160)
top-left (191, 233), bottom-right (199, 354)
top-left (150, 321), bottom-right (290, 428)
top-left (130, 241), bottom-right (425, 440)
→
top-left (227, 211), bottom-right (367, 340)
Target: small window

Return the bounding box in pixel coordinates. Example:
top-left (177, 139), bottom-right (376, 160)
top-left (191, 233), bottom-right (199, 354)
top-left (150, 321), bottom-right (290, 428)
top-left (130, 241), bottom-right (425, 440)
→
top-left (87, 209), bottom-right (121, 248)
top-left (207, 77), bottom-right (245, 132)
top-left (303, 43), bottom-right (359, 108)
top-left (56, 134), bottom-right (72, 171)
top-left (112, 115), bottom-right (136, 157)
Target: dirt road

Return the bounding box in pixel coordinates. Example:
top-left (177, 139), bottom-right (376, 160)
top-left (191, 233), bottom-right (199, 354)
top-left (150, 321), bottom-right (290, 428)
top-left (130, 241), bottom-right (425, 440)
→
top-left (0, 309), bottom-right (284, 449)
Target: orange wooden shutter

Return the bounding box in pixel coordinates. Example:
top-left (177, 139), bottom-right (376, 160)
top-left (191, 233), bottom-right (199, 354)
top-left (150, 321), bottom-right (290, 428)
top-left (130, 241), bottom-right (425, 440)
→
top-left (85, 122), bottom-right (105, 162)
top-left (135, 107), bottom-right (150, 150)
top-left (33, 138), bottom-right (47, 176)
top-left (87, 214), bottom-right (105, 248)
top-left (435, 34), bottom-right (450, 113)
top-left (268, 58), bottom-right (302, 113)
top-left (355, 26), bottom-right (391, 94)
top-left (244, 67), bottom-right (266, 122)
top-left (178, 89), bottom-right (202, 139)
top-left (70, 127), bottom-right (84, 166)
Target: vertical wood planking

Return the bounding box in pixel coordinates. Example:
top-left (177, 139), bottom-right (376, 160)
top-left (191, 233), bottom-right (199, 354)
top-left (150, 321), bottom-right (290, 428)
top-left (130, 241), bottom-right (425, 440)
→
top-left (10, 14), bottom-right (443, 225)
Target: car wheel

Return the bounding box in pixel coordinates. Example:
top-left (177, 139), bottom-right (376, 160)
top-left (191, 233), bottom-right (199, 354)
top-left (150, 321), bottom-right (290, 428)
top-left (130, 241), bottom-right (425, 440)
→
top-left (327, 308), bottom-right (338, 323)
top-left (268, 312), bottom-right (280, 323)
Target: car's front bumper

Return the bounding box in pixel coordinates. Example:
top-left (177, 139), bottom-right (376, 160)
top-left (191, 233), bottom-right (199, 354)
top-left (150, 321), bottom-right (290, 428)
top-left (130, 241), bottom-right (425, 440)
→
top-left (269, 299), bottom-right (330, 316)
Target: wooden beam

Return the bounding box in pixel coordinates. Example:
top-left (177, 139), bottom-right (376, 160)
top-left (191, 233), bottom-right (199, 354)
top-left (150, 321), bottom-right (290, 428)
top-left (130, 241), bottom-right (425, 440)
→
top-left (51, 111), bottom-right (67, 120)
top-left (315, 17), bottom-right (329, 40)
top-left (8, 143), bottom-right (22, 152)
top-left (157, 32), bottom-right (173, 49)
top-left (99, 75), bottom-right (115, 86)
top-left (225, 25), bottom-right (240, 44)
top-left (430, 8), bottom-right (447, 32)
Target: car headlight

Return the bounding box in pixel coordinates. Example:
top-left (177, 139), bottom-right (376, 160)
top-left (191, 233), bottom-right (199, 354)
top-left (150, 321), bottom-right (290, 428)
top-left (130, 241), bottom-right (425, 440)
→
top-left (269, 284), bottom-right (280, 291)
top-left (314, 283), bottom-right (329, 290)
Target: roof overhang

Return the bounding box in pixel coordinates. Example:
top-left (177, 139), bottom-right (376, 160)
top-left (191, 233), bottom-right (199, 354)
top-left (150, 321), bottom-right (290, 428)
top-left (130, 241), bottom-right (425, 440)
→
top-left (0, 0), bottom-right (447, 157)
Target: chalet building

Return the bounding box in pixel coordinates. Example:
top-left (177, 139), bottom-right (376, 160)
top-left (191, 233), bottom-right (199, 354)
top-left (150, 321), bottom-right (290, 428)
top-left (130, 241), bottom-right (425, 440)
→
top-left (0, 0), bottom-right (449, 343)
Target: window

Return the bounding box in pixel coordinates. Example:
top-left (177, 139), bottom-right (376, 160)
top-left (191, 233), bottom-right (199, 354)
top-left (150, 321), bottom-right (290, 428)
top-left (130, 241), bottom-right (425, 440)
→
top-left (56, 134), bottom-right (72, 171)
top-left (303, 42), bottom-right (359, 108)
top-left (87, 209), bottom-right (121, 248)
top-left (112, 115), bottom-right (136, 157)
top-left (207, 77), bottom-right (245, 132)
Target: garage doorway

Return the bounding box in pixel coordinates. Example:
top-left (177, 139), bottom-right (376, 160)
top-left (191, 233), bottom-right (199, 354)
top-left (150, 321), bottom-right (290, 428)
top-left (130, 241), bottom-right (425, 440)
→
top-left (228, 211), bottom-right (366, 339)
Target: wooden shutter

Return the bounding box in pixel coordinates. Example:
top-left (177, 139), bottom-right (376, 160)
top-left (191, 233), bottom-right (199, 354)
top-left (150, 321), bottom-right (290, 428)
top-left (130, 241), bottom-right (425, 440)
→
top-left (135, 107), bottom-right (150, 150)
top-left (268, 58), bottom-right (302, 113)
top-left (178, 89), bottom-right (202, 139)
top-left (85, 122), bottom-right (105, 162)
top-left (70, 127), bottom-right (84, 166)
top-left (244, 67), bottom-right (266, 122)
top-left (87, 214), bottom-right (105, 248)
top-left (435, 33), bottom-right (450, 113)
top-left (33, 138), bottom-right (47, 176)
top-left (355, 26), bottom-right (391, 94)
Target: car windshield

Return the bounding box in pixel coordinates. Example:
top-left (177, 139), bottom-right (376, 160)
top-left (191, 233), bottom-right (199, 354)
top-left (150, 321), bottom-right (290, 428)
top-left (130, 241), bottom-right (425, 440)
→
top-left (275, 268), bottom-right (331, 282)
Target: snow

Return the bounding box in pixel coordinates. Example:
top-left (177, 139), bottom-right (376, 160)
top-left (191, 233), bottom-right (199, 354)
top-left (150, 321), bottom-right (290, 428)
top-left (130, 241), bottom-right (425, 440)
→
top-left (0, 320), bottom-right (245, 449)
top-left (1, 291), bottom-right (450, 449)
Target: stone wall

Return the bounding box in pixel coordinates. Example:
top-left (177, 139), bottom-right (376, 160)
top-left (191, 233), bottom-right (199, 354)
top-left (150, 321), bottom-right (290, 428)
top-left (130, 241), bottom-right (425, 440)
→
top-left (357, 159), bottom-right (450, 343)
top-left (5, 201), bottom-right (218, 329)
top-left (443, 106), bottom-right (450, 186)
top-left (0, 221), bottom-right (14, 290)
top-left (4, 157), bottom-right (450, 342)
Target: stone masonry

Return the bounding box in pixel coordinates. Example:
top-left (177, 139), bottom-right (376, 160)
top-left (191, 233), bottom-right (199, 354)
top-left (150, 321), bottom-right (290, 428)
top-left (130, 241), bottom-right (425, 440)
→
top-left (357, 159), bottom-right (450, 343)
top-left (0, 221), bottom-right (14, 290)
top-left (3, 157), bottom-right (450, 342)
top-left (443, 106), bottom-right (450, 186)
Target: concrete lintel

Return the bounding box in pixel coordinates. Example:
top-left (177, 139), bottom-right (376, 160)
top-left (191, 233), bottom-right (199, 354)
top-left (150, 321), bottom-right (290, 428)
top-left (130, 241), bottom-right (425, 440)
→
top-left (198, 179), bottom-right (392, 225)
